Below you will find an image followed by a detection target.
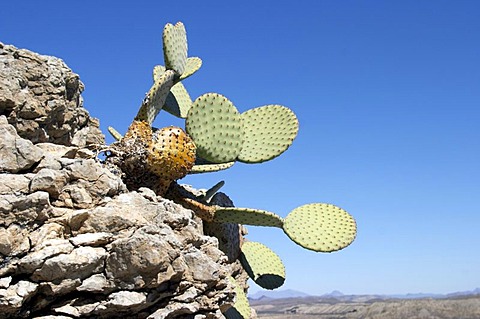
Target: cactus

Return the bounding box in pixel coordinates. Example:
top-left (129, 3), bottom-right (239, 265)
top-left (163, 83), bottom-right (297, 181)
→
top-left (283, 203), bottom-right (357, 253)
top-left (238, 105), bottom-right (299, 163)
top-left (136, 70), bottom-right (176, 124)
top-left (198, 180), bottom-right (225, 202)
top-left (164, 82), bottom-right (193, 118)
top-left (163, 22), bottom-right (187, 75)
top-left (107, 126), bottom-right (122, 141)
top-left (180, 57), bottom-right (202, 80)
top-left (214, 207), bottom-right (284, 228)
top-left (208, 202), bottom-right (356, 253)
top-left (184, 95), bottom-right (299, 170)
top-left (240, 241), bottom-right (285, 290)
top-left (146, 126), bottom-right (196, 194)
top-left (104, 20), bottom-right (358, 318)
top-left (224, 276), bottom-right (251, 319)
top-left (190, 161), bottom-right (235, 174)
top-left (153, 65), bottom-right (193, 118)
top-left (186, 93), bottom-right (244, 163)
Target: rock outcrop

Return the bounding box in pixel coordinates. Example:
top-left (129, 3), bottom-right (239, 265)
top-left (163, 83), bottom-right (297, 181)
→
top-left (0, 42), bottom-right (103, 146)
top-left (0, 43), bottom-right (250, 318)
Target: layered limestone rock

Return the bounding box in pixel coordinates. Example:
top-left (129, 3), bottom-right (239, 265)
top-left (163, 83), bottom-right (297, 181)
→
top-left (0, 43), bottom-right (251, 318)
top-left (0, 42), bottom-right (103, 146)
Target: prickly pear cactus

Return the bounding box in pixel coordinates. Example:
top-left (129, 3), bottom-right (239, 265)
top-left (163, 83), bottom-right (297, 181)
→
top-left (186, 93), bottom-right (244, 163)
top-left (213, 207), bottom-right (284, 228)
top-left (224, 276), bottom-right (252, 319)
top-left (283, 203), bottom-right (357, 252)
top-left (240, 241), bottom-right (285, 290)
top-left (190, 161), bottom-right (235, 174)
top-left (146, 126), bottom-right (196, 194)
top-left (180, 57), bottom-right (202, 80)
top-left (153, 65), bottom-right (193, 118)
top-left (136, 70), bottom-right (176, 125)
top-left (238, 105), bottom-right (299, 163)
top-left (104, 20), bottom-right (358, 319)
top-left (163, 22), bottom-right (187, 75)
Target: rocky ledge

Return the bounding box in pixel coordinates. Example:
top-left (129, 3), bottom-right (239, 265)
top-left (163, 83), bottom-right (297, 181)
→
top-left (0, 43), bottom-right (250, 318)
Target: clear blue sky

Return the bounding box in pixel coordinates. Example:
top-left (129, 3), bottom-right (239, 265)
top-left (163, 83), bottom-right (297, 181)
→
top-left (2, 1), bottom-right (479, 296)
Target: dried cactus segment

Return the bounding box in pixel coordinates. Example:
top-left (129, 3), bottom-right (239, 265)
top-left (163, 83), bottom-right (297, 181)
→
top-left (190, 161), bottom-right (235, 174)
top-left (108, 126), bottom-right (123, 141)
top-left (180, 57), bottom-right (202, 80)
top-left (136, 70), bottom-right (176, 124)
top-left (123, 120), bottom-right (153, 144)
top-left (240, 241), bottom-right (285, 290)
top-left (146, 126), bottom-right (196, 194)
top-left (224, 276), bottom-right (251, 319)
top-left (283, 203), bottom-right (357, 253)
top-left (213, 207), bottom-right (284, 228)
top-left (163, 21), bottom-right (187, 76)
top-left (163, 82), bottom-right (192, 118)
top-left (238, 105), bottom-right (299, 163)
top-left (186, 93), bottom-right (244, 163)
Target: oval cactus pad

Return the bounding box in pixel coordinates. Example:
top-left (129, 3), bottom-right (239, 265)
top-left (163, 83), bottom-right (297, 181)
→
top-left (186, 93), bottom-right (244, 163)
top-left (190, 161), bottom-right (235, 174)
top-left (283, 203), bottom-right (356, 252)
top-left (238, 105), bottom-right (299, 163)
top-left (152, 65), bottom-right (192, 118)
top-left (163, 22), bottom-right (187, 75)
top-left (240, 241), bottom-right (285, 290)
top-left (136, 70), bottom-right (175, 124)
top-left (224, 276), bottom-right (251, 319)
top-left (164, 82), bottom-right (192, 118)
top-left (180, 57), bottom-right (202, 80)
top-left (213, 207), bottom-right (284, 228)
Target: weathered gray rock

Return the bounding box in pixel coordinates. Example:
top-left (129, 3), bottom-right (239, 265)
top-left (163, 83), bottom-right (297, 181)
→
top-left (0, 281), bottom-right (38, 316)
top-left (0, 43), bottom-right (251, 318)
top-left (0, 191), bottom-right (52, 227)
top-left (0, 115), bottom-right (43, 173)
top-left (0, 42), bottom-right (104, 146)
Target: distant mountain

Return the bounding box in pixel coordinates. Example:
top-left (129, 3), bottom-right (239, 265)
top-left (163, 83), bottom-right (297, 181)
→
top-left (389, 288), bottom-right (480, 299)
top-left (446, 287), bottom-right (480, 298)
top-left (321, 290), bottom-right (344, 298)
top-left (249, 288), bottom-right (480, 302)
top-left (249, 289), bottom-right (310, 300)
top-left (389, 292), bottom-right (444, 299)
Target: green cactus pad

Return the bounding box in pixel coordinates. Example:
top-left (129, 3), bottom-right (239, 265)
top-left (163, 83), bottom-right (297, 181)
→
top-left (179, 57), bottom-right (202, 80)
top-left (224, 276), bottom-right (251, 319)
top-left (240, 241), bottom-right (285, 290)
top-left (163, 82), bottom-right (192, 118)
top-left (153, 64), bottom-right (166, 81)
top-left (136, 70), bottom-right (175, 124)
top-left (190, 161), bottom-right (235, 174)
top-left (283, 203), bottom-right (357, 252)
top-left (238, 105), bottom-right (299, 163)
top-left (186, 93), bottom-right (244, 163)
top-left (213, 207), bottom-right (284, 228)
top-left (152, 65), bottom-right (192, 118)
top-left (163, 22), bottom-right (187, 75)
